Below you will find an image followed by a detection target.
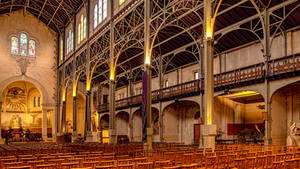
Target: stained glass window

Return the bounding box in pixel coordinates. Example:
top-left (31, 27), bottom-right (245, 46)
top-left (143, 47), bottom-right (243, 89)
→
top-left (103, 0), bottom-right (107, 19)
top-left (34, 97), bottom-right (37, 107)
top-left (94, 4), bottom-right (98, 28)
top-left (81, 15), bottom-right (84, 42)
top-left (28, 40), bottom-right (36, 57)
top-left (84, 17), bottom-right (87, 39)
top-left (11, 37), bottom-right (19, 55)
top-left (60, 39), bottom-right (63, 61)
top-left (78, 24), bottom-right (81, 44)
top-left (99, 0), bottom-right (103, 23)
top-left (119, 0), bottom-right (125, 5)
top-left (67, 30), bottom-right (73, 54)
top-left (20, 33), bottom-right (28, 56)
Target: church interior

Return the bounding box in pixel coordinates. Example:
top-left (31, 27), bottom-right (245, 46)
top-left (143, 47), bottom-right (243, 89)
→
top-left (1, 0), bottom-right (300, 168)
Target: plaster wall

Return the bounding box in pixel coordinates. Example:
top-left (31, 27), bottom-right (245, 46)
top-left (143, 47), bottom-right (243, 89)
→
top-left (0, 10), bottom-right (57, 105)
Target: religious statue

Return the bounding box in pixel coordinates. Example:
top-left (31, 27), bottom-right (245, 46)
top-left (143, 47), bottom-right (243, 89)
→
top-left (288, 121), bottom-right (300, 146)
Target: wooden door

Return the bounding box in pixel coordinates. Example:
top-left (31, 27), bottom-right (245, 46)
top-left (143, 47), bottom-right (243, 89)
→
top-left (194, 124), bottom-right (200, 145)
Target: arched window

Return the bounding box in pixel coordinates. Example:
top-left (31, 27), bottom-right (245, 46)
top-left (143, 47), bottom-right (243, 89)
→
top-left (28, 40), bottom-right (36, 57)
top-left (20, 33), bottom-right (28, 56)
top-left (33, 97), bottom-right (37, 107)
top-left (78, 15), bottom-right (87, 44)
top-left (60, 39), bottom-right (63, 61)
top-left (94, 0), bottom-right (107, 29)
top-left (94, 4), bottom-right (98, 28)
top-left (119, 0), bottom-right (125, 5)
top-left (67, 30), bottom-right (73, 54)
top-left (84, 17), bottom-right (87, 39)
top-left (38, 97), bottom-right (41, 107)
top-left (78, 24), bottom-right (81, 44)
top-left (80, 15), bottom-right (84, 42)
top-left (98, 0), bottom-right (103, 23)
top-left (10, 33), bottom-right (37, 57)
top-left (11, 37), bottom-right (19, 55)
top-left (103, 0), bottom-right (107, 19)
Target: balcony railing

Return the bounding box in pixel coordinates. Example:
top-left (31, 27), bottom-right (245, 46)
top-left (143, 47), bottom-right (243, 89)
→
top-left (268, 54), bottom-right (300, 76)
top-left (98, 54), bottom-right (300, 112)
top-left (214, 63), bottom-right (264, 87)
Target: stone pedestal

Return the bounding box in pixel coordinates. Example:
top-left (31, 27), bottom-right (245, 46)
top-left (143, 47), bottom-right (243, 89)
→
top-left (202, 124), bottom-right (216, 151)
top-left (144, 127), bottom-right (153, 151)
top-left (71, 132), bottom-right (77, 143)
top-left (85, 131), bottom-right (94, 142)
top-left (109, 129), bottom-right (117, 144)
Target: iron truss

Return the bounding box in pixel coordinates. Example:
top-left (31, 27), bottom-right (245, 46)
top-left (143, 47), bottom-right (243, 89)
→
top-left (57, 0), bottom-right (300, 95)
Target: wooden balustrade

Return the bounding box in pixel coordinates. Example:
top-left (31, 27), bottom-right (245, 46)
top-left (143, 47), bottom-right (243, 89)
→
top-left (269, 54), bottom-right (300, 76)
top-left (98, 54), bottom-right (300, 113)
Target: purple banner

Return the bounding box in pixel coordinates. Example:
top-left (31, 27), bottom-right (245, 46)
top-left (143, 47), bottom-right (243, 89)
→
top-left (142, 71), bottom-right (147, 143)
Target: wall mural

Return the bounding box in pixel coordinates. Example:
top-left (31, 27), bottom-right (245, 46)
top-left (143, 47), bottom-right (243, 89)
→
top-left (1, 81), bottom-right (42, 130)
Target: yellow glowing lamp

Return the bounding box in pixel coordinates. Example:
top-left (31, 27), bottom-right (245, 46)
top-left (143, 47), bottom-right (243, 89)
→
top-left (62, 94), bottom-right (66, 102)
top-left (206, 30), bottom-right (212, 40)
top-left (86, 81), bottom-right (91, 91)
top-left (145, 55), bottom-right (151, 65)
top-left (72, 89), bottom-right (76, 97)
top-left (110, 72), bottom-right (115, 81)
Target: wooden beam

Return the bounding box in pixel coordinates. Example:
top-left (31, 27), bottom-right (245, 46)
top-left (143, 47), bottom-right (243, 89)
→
top-left (47, 0), bottom-right (63, 26)
top-left (38, 0), bottom-right (47, 19)
top-left (10, 0), bottom-right (14, 13)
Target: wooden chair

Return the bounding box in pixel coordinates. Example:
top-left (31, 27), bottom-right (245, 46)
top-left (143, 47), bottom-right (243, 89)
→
top-left (8, 166), bottom-right (31, 169)
top-left (181, 163), bottom-right (202, 169)
top-left (136, 162), bottom-right (154, 169)
top-left (3, 162), bottom-right (24, 169)
top-left (95, 165), bottom-right (114, 169)
top-left (61, 162), bottom-right (80, 169)
top-left (36, 164), bottom-right (56, 169)
top-left (117, 164), bottom-right (134, 169)
top-left (272, 161), bottom-right (284, 169)
top-left (82, 161), bottom-right (99, 168)
top-left (154, 160), bottom-right (170, 168)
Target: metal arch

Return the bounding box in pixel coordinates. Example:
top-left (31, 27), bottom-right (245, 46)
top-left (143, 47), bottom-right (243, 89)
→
top-left (115, 111), bottom-right (130, 118)
top-left (270, 2), bottom-right (300, 50)
top-left (88, 57), bottom-right (107, 87)
top-left (110, 38), bottom-right (143, 80)
top-left (149, 7), bottom-right (203, 63)
top-left (62, 78), bottom-right (71, 100)
top-left (72, 69), bottom-right (85, 97)
top-left (164, 50), bottom-right (199, 74)
top-left (215, 27), bottom-right (264, 50)
top-left (249, 0), bottom-right (267, 51)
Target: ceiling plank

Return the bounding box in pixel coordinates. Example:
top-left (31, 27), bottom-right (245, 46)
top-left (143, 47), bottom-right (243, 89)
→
top-left (47, 0), bottom-right (64, 26)
top-left (38, 0), bottom-right (47, 20)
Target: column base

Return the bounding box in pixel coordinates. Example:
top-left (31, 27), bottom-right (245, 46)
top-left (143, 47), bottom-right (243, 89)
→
top-left (145, 128), bottom-right (153, 151)
top-left (202, 124), bottom-right (216, 151)
top-left (98, 131), bottom-right (102, 143)
top-left (42, 135), bottom-right (48, 142)
top-left (109, 129), bottom-right (117, 144)
top-left (72, 132), bottom-right (77, 143)
top-left (0, 138), bottom-right (5, 144)
top-left (264, 138), bottom-right (272, 146)
top-left (85, 131), bottom-right (94, 142)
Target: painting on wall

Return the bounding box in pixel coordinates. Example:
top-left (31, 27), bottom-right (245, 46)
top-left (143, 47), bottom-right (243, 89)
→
top-left (1, 81), bottom-right (42, 130)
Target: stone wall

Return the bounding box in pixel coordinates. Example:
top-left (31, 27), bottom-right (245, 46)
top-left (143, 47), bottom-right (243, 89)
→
top-left (0, 10), bottom-right (57, 139)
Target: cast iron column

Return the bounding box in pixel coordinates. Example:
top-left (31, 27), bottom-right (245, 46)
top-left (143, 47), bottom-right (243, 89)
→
top-left (72, 96), bottom-right (77, 142)
top-left (203, 0), bottom-right (217, 150)
top-left (144, 0), bottom-right (153, 151)
top-left (61, 100), bottom-right (66, 133)
top-left (85, 91), bottom-right (93, 142)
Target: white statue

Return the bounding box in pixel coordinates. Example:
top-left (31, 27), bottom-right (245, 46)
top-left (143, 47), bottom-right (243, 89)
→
top-left (288, 121), bottom-right (300, 146)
